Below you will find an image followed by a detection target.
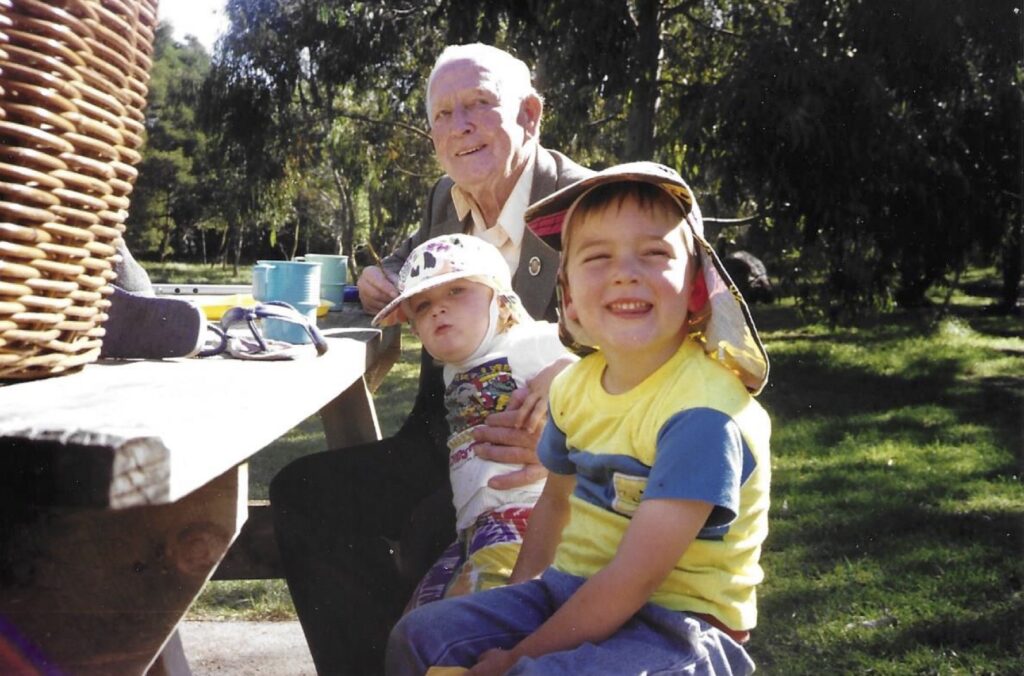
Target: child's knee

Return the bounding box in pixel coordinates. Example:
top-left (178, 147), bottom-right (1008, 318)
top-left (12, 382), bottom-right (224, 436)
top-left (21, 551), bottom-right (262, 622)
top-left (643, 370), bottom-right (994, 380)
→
top-left (386, 605), bottom-right (440, 675)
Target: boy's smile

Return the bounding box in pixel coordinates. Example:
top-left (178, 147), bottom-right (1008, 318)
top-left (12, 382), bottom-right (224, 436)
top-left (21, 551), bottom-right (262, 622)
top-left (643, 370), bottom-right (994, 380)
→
top-left (564, 195), bottom-right (696, 388)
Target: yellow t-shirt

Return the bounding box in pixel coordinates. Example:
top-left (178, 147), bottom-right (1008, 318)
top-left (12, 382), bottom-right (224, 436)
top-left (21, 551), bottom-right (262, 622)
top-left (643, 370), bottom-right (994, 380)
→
top-left (539, 339), bottom-right (771, 630)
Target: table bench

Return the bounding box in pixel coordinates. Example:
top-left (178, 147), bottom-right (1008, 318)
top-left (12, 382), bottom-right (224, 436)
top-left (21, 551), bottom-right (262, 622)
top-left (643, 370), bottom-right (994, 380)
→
top-left (0, 306), bottom-right (399, 675)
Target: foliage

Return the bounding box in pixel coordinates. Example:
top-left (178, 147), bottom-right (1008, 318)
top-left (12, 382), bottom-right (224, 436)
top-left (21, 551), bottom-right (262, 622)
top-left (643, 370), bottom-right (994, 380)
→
top-left (129, 25), bottom-right (217, 260)
top-left (133, 0), bottom-right (1021, 319)
top-left (708, 0), bottom-right (1022, 319)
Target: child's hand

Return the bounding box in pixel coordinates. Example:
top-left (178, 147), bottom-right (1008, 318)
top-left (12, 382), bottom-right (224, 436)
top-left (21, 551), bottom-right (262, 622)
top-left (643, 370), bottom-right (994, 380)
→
top-left (468, 647), bottom-right (520, 675)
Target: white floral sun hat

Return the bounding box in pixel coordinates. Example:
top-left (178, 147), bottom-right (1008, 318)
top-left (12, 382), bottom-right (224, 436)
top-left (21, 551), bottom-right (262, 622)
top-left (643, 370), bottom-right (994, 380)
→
top-left (524, 161), bottom-right (770, 395)
top-left (372, 234), bottom-right (530, 328)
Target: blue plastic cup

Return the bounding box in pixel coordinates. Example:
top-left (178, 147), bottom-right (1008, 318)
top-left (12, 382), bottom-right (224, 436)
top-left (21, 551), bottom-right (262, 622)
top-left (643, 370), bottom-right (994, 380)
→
top-left (262, 260), bottom-right (321, 344)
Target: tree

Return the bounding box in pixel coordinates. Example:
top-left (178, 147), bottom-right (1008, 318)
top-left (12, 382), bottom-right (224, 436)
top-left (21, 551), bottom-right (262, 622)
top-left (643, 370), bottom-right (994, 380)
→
top-left (129, 25), bottom-right (216, 260)
top-left (705, 0), bottom-right (1021, 317)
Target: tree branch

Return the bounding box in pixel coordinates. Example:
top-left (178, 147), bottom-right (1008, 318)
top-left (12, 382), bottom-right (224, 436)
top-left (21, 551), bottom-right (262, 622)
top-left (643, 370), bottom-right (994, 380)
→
top-left (703, 214), bottom-right (762, 224)
top-left (332, 111), bottom-right (431, 141)
top-left (587, 114), bottom-right (622, 128)
top-left (663, 1), bottom-right (742, 39)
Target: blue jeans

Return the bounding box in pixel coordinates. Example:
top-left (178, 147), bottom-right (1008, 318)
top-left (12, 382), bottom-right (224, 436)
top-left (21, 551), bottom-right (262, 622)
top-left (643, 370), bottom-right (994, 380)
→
top-left (386, 568), bottom-right (755, 676)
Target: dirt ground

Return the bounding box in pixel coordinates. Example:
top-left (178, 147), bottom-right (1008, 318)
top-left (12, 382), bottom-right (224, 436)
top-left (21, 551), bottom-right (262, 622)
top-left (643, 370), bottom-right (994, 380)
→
top-left (178, 621), bottom-right (315, 675)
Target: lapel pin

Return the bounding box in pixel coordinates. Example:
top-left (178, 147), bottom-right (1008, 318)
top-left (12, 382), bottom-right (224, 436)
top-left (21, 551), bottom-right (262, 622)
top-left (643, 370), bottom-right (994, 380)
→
top-left (528, 256), bottom-right (542, 276)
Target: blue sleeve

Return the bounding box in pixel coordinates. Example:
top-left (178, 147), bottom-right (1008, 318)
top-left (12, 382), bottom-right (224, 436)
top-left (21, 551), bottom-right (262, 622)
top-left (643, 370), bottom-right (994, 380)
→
top-left (537, 413), bottom-right (575, 475)
top-left (646, 408), bottom-right (754, 528)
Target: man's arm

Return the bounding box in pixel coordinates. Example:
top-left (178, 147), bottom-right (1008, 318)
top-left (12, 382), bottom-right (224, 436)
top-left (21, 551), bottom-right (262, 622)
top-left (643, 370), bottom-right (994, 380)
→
top-left (471, 498), bottom-right (713, 675)
top-left (356, 265), bottom-right (399, 313)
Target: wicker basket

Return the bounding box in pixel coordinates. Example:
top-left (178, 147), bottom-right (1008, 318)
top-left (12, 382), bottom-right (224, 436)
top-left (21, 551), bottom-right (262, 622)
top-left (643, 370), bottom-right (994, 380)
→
top-left (0, 0), bottom-right (158, 379)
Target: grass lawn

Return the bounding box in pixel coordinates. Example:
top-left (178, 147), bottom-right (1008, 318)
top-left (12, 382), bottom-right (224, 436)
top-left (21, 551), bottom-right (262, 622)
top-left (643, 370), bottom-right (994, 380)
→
top-left (150, 261), bottom-right (1021, 672)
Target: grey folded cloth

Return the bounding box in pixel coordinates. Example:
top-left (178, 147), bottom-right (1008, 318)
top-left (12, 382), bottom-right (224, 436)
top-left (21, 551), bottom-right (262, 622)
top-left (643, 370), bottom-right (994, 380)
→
top-left (100, 286), bottom-right (207, 359)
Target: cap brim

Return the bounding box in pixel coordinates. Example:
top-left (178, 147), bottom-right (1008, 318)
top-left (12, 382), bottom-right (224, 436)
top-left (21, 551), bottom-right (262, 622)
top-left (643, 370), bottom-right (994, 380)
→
top-left (371, 270), bottom-right (519, 327)
top-left (372, 270), bottom-right (473, 327)
top-left (525, 162), bottom-right (695, 224)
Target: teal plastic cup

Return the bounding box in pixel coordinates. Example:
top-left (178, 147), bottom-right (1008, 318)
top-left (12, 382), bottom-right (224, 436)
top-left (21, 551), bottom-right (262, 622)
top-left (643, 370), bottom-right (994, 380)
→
top-left (300, 254), bottom-right (348, 284)
top-left (262, 260), bottom-right (321, 344)
top-left (320, 282), bottom-right (346, 310)
top-left (252, 263), bottom-right (274, 301)
top-left (297, 254), bottom-right (349, 310)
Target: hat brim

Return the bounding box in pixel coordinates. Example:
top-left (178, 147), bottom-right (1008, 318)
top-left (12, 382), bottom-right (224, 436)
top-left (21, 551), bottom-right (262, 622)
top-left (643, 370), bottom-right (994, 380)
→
top-left (372, 269), bottom-right (476, 327)
top-left (525, 162), bottom-right (696, 229)
top-left (372, 270), bottom-right (529, 328)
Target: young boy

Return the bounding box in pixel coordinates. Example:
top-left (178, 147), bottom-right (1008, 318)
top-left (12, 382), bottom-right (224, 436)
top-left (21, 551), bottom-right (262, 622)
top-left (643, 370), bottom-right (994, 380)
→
top-left (386, 162), bottom-right (772, 676)
top-left (373, 234), bottom-right (576, 608)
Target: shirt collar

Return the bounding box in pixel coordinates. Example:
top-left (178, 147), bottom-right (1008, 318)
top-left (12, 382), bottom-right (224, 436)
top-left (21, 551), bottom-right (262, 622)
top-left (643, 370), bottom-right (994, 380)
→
top-left (451, 150), bottom-right (536, 247)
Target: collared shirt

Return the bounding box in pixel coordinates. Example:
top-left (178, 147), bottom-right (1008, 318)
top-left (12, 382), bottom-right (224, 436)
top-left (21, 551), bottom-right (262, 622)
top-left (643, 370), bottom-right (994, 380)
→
top-left (450, 152), bottom-right (536, 274)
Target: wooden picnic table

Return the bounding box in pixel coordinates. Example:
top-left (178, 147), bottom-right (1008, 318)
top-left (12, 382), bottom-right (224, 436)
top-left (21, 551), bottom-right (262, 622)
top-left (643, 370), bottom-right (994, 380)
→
top-left (0, 305), bottom-right (400, 675)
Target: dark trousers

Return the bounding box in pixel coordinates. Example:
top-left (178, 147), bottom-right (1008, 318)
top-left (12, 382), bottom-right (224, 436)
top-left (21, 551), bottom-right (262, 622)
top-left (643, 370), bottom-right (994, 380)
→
top-left (270, 366), bottom-right (455, 675)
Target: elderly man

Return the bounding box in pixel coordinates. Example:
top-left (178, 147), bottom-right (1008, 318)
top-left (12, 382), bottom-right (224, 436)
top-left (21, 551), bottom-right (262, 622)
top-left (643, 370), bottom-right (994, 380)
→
top-left (269, 44), bottom-right (592, 674)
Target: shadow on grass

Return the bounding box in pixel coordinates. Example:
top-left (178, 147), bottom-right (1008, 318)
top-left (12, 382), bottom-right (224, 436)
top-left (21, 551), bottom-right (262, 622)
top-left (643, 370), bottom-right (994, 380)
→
top-left (752, 304), bottom-right (1023, 672)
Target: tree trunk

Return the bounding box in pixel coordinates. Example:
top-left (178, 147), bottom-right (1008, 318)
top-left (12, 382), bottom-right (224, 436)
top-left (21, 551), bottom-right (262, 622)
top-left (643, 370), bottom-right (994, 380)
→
top-left (624, 0), bottom-right (662, 161)
top-left (1000, 211), bottom-right (1021, 311)
top-left (327, 165), bottom-right (352, 255)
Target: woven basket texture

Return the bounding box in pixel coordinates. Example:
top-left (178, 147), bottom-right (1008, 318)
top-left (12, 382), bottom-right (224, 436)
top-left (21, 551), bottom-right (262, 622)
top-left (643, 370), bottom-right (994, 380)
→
top-left (0, 0), bottom-right (158, 379)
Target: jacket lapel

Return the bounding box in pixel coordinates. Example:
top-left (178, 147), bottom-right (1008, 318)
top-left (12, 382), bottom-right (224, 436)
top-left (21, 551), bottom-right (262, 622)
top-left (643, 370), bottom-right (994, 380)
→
top-left (513, 148), bottom-right (561, 319)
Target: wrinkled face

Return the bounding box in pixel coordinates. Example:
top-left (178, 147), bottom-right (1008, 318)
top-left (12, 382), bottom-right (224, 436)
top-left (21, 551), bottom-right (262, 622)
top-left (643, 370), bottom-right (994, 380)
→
top-left (563, 195), bottom-right (696, 364)
top-left (405, 279), bottom-right (494, 364)
top-left (428, 58), bottom-right (538, 197)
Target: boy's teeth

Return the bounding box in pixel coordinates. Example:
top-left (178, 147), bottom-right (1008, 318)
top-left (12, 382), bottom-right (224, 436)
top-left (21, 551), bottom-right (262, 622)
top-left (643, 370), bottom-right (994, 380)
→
top-left (611, 301), bottom-right (648, 311)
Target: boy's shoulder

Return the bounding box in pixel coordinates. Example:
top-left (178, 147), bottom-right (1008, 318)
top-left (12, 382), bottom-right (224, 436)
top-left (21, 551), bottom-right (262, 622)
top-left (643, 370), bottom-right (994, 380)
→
top-left (678, 344), bottom-right (766, 414)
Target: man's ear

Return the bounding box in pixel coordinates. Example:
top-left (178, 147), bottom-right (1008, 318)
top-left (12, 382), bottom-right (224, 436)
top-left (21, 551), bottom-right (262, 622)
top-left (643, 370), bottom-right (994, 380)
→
top-left (518, 93), bottom-right (543, 139)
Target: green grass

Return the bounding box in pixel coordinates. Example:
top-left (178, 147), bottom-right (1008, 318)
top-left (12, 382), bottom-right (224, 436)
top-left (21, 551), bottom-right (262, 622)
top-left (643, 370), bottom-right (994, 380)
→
top-left (751, 298), bottom-right (1022, 673)
top-left (155, 262), bottom-right (1022, 671)
top-left (142, 259), bottom-right (255, 285)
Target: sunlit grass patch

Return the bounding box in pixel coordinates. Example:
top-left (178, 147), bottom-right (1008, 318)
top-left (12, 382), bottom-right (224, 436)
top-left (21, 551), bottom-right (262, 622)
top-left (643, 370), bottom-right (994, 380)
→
top-left (189, 579), bottom-right (296, 621)
top-left (140, 259), bottom-right (252, 285)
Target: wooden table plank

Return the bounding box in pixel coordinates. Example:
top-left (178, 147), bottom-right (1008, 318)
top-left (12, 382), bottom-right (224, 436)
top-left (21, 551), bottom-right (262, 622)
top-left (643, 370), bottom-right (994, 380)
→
top-left (0, 312), bottom-right (397, 509)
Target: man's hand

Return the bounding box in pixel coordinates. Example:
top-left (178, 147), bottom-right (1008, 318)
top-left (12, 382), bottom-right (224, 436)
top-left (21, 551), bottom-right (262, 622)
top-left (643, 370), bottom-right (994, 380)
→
top-left (472, 356), bottom-right (575, 490)
top-left (356, 265), bottom-right (399, 314)
top-left (473, 389), bottom-right (547, 490)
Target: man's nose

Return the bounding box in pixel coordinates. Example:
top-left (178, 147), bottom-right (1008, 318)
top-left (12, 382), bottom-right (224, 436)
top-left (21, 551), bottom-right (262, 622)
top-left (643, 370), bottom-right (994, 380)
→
top-left (452, 105), bottom-right (472, 133)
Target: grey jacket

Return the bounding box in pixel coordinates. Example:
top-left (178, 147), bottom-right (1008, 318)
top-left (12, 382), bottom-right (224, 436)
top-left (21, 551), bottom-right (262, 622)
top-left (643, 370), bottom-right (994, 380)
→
top-left (387, 146), bottom-right (593, 454)
top-left (383, 147), bottom-right (593, 323)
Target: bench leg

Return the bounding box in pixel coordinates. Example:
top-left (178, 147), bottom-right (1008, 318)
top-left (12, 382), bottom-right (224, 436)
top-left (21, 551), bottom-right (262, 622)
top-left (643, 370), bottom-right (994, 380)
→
top-left (0, 466), bottom-right (246, 675)
top-left (319, 375), bottom-right (382, 448)
top-left (147, 629), bottom-right (191, 676)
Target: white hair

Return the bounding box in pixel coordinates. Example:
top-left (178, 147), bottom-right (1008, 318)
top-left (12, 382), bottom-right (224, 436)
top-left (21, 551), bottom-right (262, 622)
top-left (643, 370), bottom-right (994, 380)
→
top-left (426, 43), bottom-right (539, 123)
